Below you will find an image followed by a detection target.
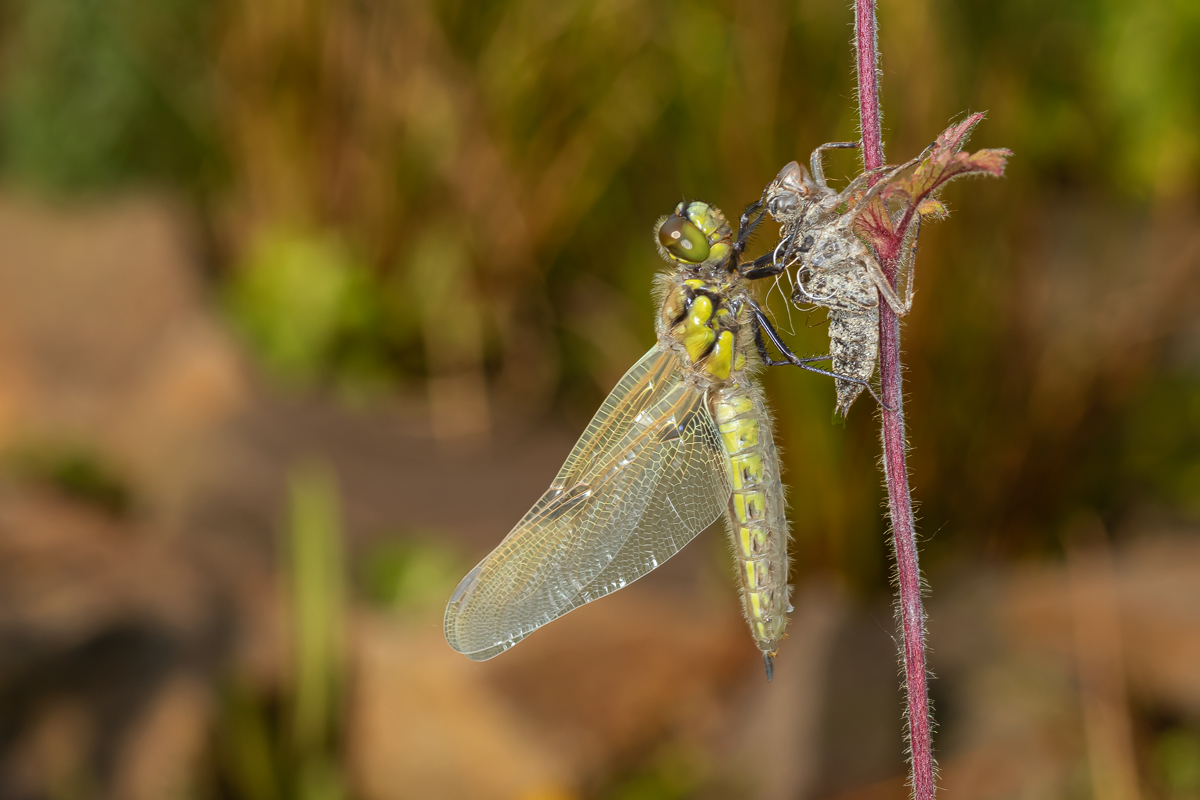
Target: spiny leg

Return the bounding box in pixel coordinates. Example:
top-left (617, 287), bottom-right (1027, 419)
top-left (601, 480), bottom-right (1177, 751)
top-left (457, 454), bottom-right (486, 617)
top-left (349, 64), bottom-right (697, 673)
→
top-left (733, 199), bottom-right (767, 265)
top-left (740, 230), bottom-right (816, 281)
top-left (750, 300), bottom-right (893, 410)
top-left (751, 302), bottom-right (836, 368)
top-left (751, 318), bottom-right (832, 367)
top-left (738, 199), bottom-right (765, 242)
top-left (749, 302), bottom-right (838, 371)
top-left (741, 249), bottom-right (788, 281)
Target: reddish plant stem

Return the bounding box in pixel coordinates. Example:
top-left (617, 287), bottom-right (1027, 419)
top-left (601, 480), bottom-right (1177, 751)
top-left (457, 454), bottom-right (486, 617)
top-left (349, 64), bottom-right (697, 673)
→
top-left (854, 0), bottom-right (884, 173)
top-left (853, 2), bottom-right (936, 800)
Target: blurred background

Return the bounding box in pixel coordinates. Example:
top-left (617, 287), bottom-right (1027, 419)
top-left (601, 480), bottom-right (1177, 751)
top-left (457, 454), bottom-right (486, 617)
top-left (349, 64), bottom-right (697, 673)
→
top-left (0, 0), bottom-right (1197, 798)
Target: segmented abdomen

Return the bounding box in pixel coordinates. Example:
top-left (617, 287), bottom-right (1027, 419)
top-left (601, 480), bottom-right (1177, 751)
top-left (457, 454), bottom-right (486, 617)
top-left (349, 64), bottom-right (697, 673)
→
top-left (710, 381), bottom-right (790, 656)
top-left (798, 265), bottom-right (879, 417)
top-left (829, 306), bottom-right (879, 416)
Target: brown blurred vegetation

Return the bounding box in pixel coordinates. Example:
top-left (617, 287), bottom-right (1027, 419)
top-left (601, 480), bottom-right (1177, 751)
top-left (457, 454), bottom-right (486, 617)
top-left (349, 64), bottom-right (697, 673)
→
top-left (0, 0), bottom-right (1198, 798)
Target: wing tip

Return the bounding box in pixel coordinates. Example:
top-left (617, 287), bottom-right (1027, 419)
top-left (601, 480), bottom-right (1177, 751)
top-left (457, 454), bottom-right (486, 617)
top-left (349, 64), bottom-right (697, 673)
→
top-left (443, 628), bottom-right (525, 662)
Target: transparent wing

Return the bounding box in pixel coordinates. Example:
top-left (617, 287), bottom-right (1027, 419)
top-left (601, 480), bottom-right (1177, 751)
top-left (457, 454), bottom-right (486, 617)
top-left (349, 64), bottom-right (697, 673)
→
top-left (445, 346), bottom-right (733, 661)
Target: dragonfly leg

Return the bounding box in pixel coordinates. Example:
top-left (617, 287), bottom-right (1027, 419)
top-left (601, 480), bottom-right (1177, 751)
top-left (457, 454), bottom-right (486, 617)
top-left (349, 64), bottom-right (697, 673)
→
top-left (741, 250), bottom-right (787, 281)
top-left (896, 214), bottom-right (921, 314)
top-left (810, 141), bottom-right (859, 190)
top-left (741, 228), bottom-right (815, 280)
top-left (750, 303), bottom-right (837, 368)
top-left (752, 321), bottom-right (832, 367)
top-left (738, 199), bottom-right (764, 238)
top-left (750, 300), bottom-right (895, 410)
top-left (733, 199), bottom-right (767, 264)
top-left (859, 214), bottom-right (920, 317)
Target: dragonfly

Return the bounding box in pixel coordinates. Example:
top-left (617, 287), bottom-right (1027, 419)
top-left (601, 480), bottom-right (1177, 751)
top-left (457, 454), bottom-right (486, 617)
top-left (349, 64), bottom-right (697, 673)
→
top-left (753, 142), bottom-right (926, 415)
top-left (443, 198), bottom-right (873, 678)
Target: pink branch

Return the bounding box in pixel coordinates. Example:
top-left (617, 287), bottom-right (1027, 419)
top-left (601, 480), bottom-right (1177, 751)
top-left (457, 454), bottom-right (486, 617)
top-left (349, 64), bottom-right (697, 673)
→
top-left (853, 2), bottom-right (936, 799)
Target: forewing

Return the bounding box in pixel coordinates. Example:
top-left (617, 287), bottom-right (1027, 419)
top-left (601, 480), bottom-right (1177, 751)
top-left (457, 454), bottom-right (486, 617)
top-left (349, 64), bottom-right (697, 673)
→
top-left (445, 347), bottom-right (732, 661)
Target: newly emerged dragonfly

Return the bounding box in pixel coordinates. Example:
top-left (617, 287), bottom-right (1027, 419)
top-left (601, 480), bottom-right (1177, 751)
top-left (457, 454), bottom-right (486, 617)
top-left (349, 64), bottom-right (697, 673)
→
top-left (444, 199), bottom-right (867, 677)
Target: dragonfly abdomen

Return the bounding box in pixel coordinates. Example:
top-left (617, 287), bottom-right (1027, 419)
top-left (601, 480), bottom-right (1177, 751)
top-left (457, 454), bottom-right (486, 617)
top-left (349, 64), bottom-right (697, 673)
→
top-left (711, 383), bottom-right (790, 658)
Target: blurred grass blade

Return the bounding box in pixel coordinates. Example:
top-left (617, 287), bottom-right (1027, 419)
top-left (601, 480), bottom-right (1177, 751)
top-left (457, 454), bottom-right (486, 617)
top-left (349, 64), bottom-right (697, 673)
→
top-left (285, 462), bottom-right (346, 762)
top-left (219, 679), bottom-right (282, 800)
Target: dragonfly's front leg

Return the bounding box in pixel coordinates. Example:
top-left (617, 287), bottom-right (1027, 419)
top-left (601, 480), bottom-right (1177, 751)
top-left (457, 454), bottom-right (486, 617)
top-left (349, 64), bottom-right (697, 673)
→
top-left (740, 249), bottom-right (787, 281)
top-left (740, 228), bottom-right (816, 281)
top-left (733, 199), bottom-right (768, 266)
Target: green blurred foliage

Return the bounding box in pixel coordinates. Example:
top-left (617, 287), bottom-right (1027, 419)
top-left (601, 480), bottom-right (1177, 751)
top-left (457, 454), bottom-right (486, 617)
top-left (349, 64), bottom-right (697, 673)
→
top-left (598, 744), bottom-right (704, 800)
top-left (933, 0), bottom-right (1200, 197)
top-left (358, 537), bottom-right (466, 614)
top-left (1, 0), bottom-right (1198, 585)
top-left (0, 0), bottom-right (220, 191)
top-left (1155, 725), bottom-right (1200, 799)
top-left (226, 229), bottom-right (393, 390)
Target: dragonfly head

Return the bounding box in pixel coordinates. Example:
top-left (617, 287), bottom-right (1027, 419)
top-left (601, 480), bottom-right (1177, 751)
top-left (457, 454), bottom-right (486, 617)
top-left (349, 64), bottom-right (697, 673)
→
top-left (655, 201), bottom-right (732, 271)
top-left (764, 161), bottom-right (822, 220)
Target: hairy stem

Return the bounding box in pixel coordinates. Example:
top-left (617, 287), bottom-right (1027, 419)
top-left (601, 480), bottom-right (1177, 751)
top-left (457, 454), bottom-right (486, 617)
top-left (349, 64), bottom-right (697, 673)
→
top-left (853, 2), bottom-right (936, 799)
top-left (854, 0), bottom-right (884, 172)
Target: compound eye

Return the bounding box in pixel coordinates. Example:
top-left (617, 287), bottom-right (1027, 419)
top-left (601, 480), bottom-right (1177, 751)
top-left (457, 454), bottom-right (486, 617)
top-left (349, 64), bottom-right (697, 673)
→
top-left (767, 193), bottom-right (799, 218)
top-left (658, 214), bottom-right (711, 263)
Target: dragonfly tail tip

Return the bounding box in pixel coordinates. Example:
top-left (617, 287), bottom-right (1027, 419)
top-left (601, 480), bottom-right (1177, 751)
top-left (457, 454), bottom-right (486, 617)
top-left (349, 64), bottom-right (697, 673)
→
top-left (763, 653), bottom-right (774, 682)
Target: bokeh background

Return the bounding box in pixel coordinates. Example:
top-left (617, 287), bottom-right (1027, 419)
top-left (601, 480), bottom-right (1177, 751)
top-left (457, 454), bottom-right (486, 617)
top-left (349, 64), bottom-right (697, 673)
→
top-left (0, 0), bottom-right (1198, 798)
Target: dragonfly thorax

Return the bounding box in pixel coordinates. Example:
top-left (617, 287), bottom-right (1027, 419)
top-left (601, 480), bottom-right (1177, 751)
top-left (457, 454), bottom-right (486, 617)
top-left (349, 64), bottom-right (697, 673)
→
top-left (652, 200), bottom-right (754, 384)
top-left (657, 276), bottom-right (749, 384)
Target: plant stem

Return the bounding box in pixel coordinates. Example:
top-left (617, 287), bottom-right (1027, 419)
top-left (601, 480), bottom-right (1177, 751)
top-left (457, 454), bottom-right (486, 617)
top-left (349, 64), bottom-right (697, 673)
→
top-left (853, 2), bottom-right (936, 799)
top-left (854, 0), bottom-right (884, 173)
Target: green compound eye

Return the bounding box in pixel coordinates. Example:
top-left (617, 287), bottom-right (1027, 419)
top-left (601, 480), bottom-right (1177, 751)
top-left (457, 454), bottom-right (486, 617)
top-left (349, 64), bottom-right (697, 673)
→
top-left (658, 213), bottom-right (711, 263)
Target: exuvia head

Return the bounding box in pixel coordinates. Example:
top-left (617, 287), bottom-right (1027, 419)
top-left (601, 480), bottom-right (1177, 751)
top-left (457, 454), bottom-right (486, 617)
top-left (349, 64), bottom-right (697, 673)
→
top-left (764, 161), bottom-right (824, 221)
top-left (654, 201), bottom-right (732, 270)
